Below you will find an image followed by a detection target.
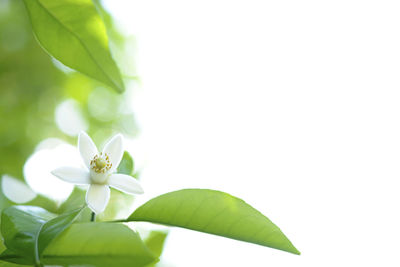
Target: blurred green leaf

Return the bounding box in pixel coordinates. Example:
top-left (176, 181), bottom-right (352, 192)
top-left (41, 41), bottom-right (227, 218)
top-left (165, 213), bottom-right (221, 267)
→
top-left (128, 189), bottom-right (300, 255)
top-left (0, 175), bottom-right (58, 213)
top-left (97, 188), bottom-right (135, 221)
top-left (23, 0), bottom-right (125, 92)
top-left (0, 205), bottom-right (83, 265)
top-left (42, 222), bottom-right (156, 267)
top-left (26, 195), bottom-right (58, 214)
top-left (144, 231), bottom-right (168, 267)
top-left (58, 187), bottom-right (92, 222)
top-left (117, 151), bottom-right (135, 175)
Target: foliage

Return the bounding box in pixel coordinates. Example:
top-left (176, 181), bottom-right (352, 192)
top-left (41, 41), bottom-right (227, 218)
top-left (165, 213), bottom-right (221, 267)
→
top-left (0, 0), bottom-right (299, 266)
top-left (0, 205), bottom-right (84, 265)
top-left (23, 0), bottom-right (125, 93)
top-left (128, 189), bottom-right (300, 255)
top-left (144, 231), bottom-right (168, 267)
top-left (0, 0), bottom-right (138, 180)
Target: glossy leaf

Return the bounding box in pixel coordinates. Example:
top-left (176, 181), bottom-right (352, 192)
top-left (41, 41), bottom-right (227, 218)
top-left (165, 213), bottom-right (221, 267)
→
top-left (37, 206), bottom-right (84, 257)
top-left (1, 206), bottom-right (55, 264)
top-left (0, 250), bottom-right (30, 265)
top-left (41, 222), bottom-right (156, 267)
top-left (23, 0), bottom-right (125, 92)
top-left (128, 189), bottom-right (300, 255)
top-left (0, 242), bottom-right (25, 267)
top-left (0, 205), bottom-right (84, 265)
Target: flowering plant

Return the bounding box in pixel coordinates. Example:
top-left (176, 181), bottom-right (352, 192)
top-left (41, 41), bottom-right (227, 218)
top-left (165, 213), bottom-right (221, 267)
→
top-left (52, 132), bottom-right (143, 215)
top-left (0, 0), bottom-right (299, 266)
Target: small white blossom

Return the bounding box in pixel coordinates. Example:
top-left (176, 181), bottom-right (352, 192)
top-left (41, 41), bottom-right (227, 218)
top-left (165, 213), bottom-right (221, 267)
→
top-left (51, 132), bottom-right (143, 214)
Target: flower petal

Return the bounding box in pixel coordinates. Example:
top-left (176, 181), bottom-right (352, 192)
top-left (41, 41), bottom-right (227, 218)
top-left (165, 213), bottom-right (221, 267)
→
top-left (51, 167), bottom-right (90, 185)
top-left (1, 175), bottom-right (37, 203)
top-left (102, 134), bottom-right (123, 172)
top-left (86, 184), bottom-right (110, 214)
top-left (108, 174), bottom-right (144, 195)
top-left (78, 131), bottom-right (98, 169)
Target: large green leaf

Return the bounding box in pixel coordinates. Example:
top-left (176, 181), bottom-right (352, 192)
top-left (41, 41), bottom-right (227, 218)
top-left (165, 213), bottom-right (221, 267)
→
top-left (23, 0), bottom-right (125, 92)
top-left (0, 205), bottom-right (84, 265)
top-left (128, 189), bottom-right (300, 255)
top-left (41, 222), bottom-right (156, 267)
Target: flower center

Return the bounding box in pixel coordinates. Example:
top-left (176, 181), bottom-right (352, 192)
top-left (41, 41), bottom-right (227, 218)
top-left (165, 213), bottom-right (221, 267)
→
top-left (90, 152), bottom-right (112, 173)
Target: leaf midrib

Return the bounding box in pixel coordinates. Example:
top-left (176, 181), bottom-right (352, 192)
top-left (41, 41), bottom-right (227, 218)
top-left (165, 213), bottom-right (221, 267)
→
top-left (33, 223), bottom-right (45, 266)
top-left (33, 207), bottom-right (84, 265)
top-left (34, 0), bottom-right (121, 91)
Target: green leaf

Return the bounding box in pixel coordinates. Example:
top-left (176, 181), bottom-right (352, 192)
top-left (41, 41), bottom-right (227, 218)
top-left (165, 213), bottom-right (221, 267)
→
top-left (144, 231), bottom-right (168, 267)
top-left (0, 223), bottom-right (156, 267)
top-left (23, 0), bottom-right (125, 92)
top-left (0, 249), bottom-right (30, 265)
top-left (128, 189), bottom-right (300, 255)
top-left (1, 206), bottom-right (55, 265)
top-left (25, 195), bottom-right (58, 214)
top-left (0, 205), bottom-right (84, 265)
top-left (37, 206), bottom-right (84, 257)
top-left (41, 222), bottom-right (156, 267)
top-left (0, 242), bottom-right (25, 267)
top-left (0, 258), bottom-right (27, 267)
top-left (58, 187), bottom-right (92, 222)
top-left (97, 188), bottom-right (135, 221)
top-left (0, 262), bottom-right (25, 267)
top-left (117, 151), bottom-right (135, 175)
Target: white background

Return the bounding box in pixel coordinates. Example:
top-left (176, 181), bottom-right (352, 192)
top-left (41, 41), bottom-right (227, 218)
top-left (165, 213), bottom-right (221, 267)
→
top-left (103, 1), bottom-right (400, 266)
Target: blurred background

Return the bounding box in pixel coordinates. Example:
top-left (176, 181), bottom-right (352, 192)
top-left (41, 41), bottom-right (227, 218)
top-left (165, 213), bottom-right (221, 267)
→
top-left (2, 0), bottom-right (400, 266)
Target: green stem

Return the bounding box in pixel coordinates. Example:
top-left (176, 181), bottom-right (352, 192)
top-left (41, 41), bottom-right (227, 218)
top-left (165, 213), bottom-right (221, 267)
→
top-left (90, 212), bottom-right (96, 222)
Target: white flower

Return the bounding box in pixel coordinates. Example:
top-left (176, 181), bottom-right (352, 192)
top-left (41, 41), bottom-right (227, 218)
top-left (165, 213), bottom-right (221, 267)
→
top-left (51, 132), bottom-right (143, 214)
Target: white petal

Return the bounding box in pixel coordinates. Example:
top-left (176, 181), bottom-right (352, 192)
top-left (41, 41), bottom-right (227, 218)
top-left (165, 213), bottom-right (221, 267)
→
top-left (51, 167), bottom-right (90, 185)
top-left (86, 184), bottom-right (110, 214)
top-left (1, 175), bottom-right (37, 203)
top-left (108, 174), bottom-right (144, 195)
top-left (102, 134), bottom-right (124, 172)
top-left (78, 131), bottom-right (98, 169)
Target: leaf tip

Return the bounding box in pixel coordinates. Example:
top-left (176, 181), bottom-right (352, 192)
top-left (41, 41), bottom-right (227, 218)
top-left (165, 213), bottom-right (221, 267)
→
top-left (293, 248), bottom-right (301, 255)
